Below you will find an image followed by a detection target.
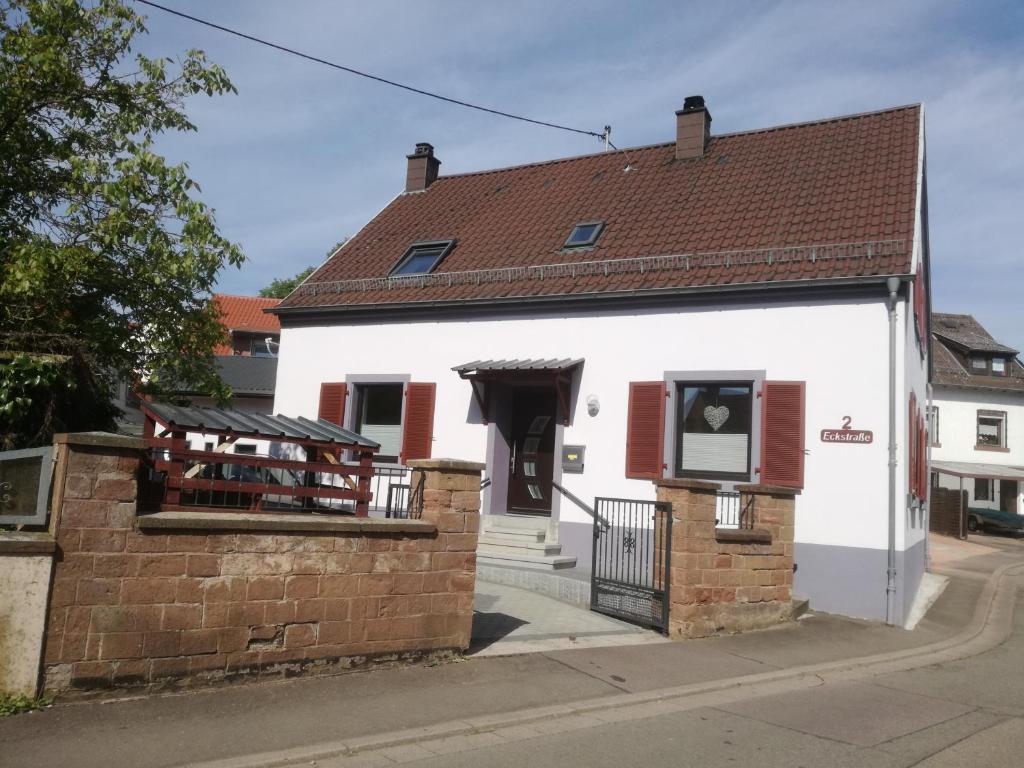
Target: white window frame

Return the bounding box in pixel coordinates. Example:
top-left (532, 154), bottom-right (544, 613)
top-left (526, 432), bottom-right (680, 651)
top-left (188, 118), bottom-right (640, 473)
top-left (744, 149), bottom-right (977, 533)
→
top-left (976, 410), bottom-right (1007, 449)
top-left (343, 374), bottom-right (411, 467)
top-left (663, 370), bottom-right (765, 487)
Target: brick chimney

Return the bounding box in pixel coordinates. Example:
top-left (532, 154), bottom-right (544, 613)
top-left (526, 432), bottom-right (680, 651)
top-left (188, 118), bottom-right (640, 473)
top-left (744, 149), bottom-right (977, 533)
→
top-left (405, 142), bottom-right (441, 192)
top-left (675, 95), bottom-right (712, 160)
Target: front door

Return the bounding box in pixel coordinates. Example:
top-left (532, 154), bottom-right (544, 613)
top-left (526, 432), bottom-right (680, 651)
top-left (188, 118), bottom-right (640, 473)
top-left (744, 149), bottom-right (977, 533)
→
top-left (506, 387), bottom-right (557, 514)
top-left (1000, 480), bottom-right (1018, 514)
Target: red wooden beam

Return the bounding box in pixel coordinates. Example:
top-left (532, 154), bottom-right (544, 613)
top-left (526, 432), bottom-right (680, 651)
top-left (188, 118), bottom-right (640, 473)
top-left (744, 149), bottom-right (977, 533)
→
top-left (165, 476), bottom-right (371, 502)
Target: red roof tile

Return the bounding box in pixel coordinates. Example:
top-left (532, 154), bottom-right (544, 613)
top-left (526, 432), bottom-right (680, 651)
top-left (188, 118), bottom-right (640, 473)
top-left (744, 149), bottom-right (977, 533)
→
top-left (212, 294), bottom-right (281, 354)
top-left (279, 105), bottom-right (922, 311)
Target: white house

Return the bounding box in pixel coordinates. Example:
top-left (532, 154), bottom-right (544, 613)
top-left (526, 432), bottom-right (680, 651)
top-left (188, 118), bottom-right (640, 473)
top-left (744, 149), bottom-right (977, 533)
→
top-left (271, 96), bottom-right (932, 625)
top-left (930, 313), bottom-right (1024, 526)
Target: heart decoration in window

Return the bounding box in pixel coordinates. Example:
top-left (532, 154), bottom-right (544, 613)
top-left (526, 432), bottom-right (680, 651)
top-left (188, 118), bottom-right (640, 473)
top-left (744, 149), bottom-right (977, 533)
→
top-left (703, 405), bottom-right (730, 431)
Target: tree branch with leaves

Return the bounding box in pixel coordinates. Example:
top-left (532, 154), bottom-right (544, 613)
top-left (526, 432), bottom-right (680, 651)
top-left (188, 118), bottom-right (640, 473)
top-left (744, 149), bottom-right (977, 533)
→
top-left (0, 0), bottom-right (244, 448)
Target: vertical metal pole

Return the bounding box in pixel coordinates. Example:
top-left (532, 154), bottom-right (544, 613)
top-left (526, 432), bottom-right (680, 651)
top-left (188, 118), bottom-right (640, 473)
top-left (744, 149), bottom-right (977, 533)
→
top-left (959, 476), bottom-right (965, 540)
top-left (886, 276), bottom-right (900, 625)
top-left (661, 501), bottom-right (673, 635)
top-left (590, 499), bottom-right (600, 612)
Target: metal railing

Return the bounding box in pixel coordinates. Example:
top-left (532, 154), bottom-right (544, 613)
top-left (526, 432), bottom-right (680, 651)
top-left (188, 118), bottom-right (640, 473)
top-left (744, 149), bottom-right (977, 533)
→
top-left (715, 490), bottom-right (756, 529)
top-left (297, 240), bottom-right (904, 297)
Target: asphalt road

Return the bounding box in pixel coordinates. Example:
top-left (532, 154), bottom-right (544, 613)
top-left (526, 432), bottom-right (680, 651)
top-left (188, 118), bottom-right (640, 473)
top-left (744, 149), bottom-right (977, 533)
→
top-left (305, 574), bottom-right (1024, 768)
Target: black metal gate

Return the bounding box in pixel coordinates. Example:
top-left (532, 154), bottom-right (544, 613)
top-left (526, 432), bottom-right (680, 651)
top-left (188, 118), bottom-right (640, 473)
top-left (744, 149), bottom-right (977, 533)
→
top-left (590, 497), bottom-right (672, 633)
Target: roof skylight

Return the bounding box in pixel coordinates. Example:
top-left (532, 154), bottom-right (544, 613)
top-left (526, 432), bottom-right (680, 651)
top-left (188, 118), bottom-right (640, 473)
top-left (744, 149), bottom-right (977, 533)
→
top-left (390, 240), bottom-right (455, 276)
top-left (564, 221), bottom-right (604, 249)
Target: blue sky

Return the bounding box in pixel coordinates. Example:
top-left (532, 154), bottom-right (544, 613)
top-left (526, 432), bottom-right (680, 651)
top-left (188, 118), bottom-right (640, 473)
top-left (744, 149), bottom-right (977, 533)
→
top-left (135, 1), bottom-right (1024, 349)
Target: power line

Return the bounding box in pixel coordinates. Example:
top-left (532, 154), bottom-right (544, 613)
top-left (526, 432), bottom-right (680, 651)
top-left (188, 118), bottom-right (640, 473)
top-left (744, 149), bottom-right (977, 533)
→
top-left (135, 0), bottom-right (609, 142)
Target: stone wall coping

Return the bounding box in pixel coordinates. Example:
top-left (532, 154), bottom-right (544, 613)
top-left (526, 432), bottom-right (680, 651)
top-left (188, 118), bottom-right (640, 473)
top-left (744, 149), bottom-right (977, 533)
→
top-left (136, 510), bottom-right (437, 535)
top-left (54, 431), bottom-right (145, 450)
top-left (0, 532), bottom-right (57, 555)
top-left (734, 483), bottom-right (802, 497)
top-left (653, 477), bottom-right (722, 491)
top-left (407, 459), bottom-right (486, 473)
top-left (715, 528), bottom-right (773, 544)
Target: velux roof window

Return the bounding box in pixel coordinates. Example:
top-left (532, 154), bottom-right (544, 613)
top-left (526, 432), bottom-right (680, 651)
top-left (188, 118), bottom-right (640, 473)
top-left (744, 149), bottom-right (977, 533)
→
top-left (390, 240), bottom-right (455, 276)
top-left (564, 221), bottom-right (604, 249)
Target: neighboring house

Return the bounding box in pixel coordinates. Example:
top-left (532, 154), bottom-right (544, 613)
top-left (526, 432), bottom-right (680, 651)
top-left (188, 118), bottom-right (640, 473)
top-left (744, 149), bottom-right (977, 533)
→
top-left (212, 293), bottom-right (282, 357)
top-left (271, 96), bottom-right (931, 624)
top-left (930, 313), bottom-right (1024, 521)
top-left (117, 295), bottom-right (280, 454)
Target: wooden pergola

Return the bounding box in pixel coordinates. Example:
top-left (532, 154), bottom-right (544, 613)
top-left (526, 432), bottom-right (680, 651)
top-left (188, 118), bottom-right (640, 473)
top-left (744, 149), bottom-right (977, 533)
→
top-left (141, 402), bottom-right (380, 516)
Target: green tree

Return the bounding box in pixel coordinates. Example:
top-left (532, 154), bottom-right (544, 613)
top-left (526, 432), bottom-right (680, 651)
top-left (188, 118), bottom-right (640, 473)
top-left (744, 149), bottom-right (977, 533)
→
top-left (258, 266), bottom-right (315, 299)
top-left (0, 0), bottom-right (243, 449)
top-left (258, 239), bottom-right (346, 298)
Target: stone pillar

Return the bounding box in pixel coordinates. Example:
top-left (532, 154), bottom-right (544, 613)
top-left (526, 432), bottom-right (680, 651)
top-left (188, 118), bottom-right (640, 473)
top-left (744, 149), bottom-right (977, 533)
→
top-left (406, 459), bottom-right (484, 650)
top-left (655, 479), bottom-right (796, 639)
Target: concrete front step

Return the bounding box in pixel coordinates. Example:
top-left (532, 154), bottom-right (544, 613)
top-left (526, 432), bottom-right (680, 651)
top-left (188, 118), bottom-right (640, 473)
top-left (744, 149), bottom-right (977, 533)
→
top-left (482, 527), bottom-right (546, 543)
top-left (485, 514), bottom-right (549, 531)
top-left (477, 551), bottom-right (578, 570)
top-left (477, 540), bottom-right (565, 557)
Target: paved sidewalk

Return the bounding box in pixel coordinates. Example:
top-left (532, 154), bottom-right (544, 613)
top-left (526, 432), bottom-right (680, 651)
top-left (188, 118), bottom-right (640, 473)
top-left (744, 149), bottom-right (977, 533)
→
top-left (471, 581), bottom-right (667, 656)
top-left (1, 534), bottom-right (1019, 768)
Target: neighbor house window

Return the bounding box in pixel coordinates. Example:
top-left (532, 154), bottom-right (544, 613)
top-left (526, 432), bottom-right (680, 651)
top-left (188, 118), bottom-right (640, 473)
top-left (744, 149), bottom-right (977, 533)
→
top-left (674, 382), bottom-right (753, 480)
top-left (390, 240), bottom-right (455, 276)
top-left (927, 405), bottom-right (940, 446)
top-left (975, 477), bottom-right (994, 501)
top-left (564, 221), bottom-right (604, 248)
top-left (992, 358), bottom-right (1007, 376)
top-left (250, 337), bottom-right (278, 357)
top-left (977, 410), bottom-right (1007, 449)
top-left (971, 357), bottom-right (987, 372)
top-left (354, 384), bottom-right (404, 462)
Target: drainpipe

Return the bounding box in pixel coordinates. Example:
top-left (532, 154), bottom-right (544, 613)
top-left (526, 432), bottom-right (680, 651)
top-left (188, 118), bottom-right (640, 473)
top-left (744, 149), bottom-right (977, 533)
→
top-left (886, 276), bottom-right (901, 625)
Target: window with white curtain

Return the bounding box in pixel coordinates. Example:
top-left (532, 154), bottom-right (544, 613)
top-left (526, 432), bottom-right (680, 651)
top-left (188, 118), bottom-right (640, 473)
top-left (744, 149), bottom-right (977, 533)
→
top-left (674, 382), bottom-right (753, 480)
top-left (355, 384), bottom-right (403, 462)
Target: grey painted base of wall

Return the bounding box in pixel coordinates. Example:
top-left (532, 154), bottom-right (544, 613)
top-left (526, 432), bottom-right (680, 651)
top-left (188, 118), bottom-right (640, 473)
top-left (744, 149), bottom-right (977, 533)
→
top-left (558, 519), bottom-right (597, 568)
top-left (793, 540), bottom-right (926, 624)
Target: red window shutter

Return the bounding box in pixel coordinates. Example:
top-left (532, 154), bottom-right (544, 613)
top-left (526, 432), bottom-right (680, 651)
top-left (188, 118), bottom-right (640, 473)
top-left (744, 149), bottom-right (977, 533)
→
top-left (400, 382), bottom-right (436, 464)
top-left (919, 415), bottom-right (928, 502)
top-left (625, 382), bottom-right (666, 479)
top-left (908, 393), bottom-right (917, 498)
top-left (318, 383), bottom-right (347, 426)
top-left (759, 381), bottom-right (806, 488)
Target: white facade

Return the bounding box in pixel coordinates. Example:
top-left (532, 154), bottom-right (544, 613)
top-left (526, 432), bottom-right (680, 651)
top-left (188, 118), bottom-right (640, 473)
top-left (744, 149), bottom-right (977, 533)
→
top-left (275, 292), bottom-right (927, 622)
top-left (932, 387), bottom-right (1024, 511)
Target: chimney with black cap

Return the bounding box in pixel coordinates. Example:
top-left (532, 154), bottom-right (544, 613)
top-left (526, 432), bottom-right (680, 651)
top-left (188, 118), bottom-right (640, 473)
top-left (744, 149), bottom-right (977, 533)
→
top-left (675, 95), bottom-right (712, 160)
top-left (406, 142), bottom-right (441, 192)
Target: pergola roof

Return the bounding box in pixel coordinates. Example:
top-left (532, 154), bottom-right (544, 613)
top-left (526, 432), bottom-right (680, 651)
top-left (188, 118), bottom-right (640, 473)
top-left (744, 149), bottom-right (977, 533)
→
top-left (142, 402), bottom-right (379, 449)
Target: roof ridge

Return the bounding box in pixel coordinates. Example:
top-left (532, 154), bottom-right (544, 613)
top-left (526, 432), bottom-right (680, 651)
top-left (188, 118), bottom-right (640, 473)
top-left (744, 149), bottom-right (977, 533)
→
top-left (431, 103), bottom-right (921, 182)
top-left (214, 293), bottom-right (281, 303)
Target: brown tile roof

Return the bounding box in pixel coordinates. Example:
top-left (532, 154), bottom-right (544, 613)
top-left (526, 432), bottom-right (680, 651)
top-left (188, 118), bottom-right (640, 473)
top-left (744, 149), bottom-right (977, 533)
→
top-left (212, 294), bottom-right (281, 354)
top-left (931, 313), bottom-right (1018, 355)
top-left (932, 313), bottom-right (1024, 394)
top-left (279, 105), bottom-right (922, 312)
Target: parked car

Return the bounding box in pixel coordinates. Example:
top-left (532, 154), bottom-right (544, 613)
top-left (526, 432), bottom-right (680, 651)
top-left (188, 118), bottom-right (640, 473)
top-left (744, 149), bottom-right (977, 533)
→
top-left (967, 506), bottom-right (1024, 536)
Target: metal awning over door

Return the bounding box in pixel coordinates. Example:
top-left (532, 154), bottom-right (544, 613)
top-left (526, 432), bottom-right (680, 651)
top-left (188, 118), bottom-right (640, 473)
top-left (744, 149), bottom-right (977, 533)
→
top-left (452, 358), bottom-right (583, 425)
top-left (931, 460), bottom-right (1024, 482)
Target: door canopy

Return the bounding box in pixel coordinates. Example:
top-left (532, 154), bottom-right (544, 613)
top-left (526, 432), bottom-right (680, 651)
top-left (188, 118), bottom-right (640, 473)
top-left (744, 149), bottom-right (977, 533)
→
top-left (452, 358), bottom-right (583, 426)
